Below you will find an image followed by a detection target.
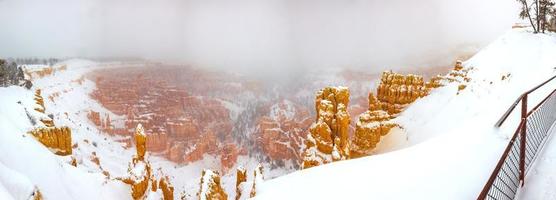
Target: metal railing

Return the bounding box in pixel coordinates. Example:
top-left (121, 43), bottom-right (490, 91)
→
top-left (478, 75), bottom-right (556, 200)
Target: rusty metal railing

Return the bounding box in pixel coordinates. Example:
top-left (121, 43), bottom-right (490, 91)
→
top-left (495, 75), bottom-right (556, 127)
top-left (478, 75), bottom-right (556, 200)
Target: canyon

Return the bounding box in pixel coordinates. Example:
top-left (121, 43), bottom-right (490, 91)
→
top-left (86, 64), bottom-right (454, 173)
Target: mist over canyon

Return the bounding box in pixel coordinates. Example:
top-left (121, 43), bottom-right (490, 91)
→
top-left (3, 0), bottom-right (549, 199)
top-left (0, 0), bottom-right (518, 77)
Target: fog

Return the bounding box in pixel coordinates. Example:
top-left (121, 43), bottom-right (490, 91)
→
top-left (0, 0), bottom-right (518, 76)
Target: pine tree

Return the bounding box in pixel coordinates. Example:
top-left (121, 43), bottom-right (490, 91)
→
top-left (517, 0), bottom-right (538, 33)
top-left (539, 0), bottom-right (556, 32)
top-left (516, 0), bottom-right (556, 33)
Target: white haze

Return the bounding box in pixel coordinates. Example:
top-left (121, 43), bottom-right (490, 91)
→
top-left (0, 0), bottom-right (518, 76)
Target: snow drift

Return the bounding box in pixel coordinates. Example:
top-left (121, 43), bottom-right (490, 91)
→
top-left (253, 29), bottom-right (556, 199)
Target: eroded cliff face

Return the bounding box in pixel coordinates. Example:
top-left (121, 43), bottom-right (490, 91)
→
top-left (301, 86), bottom-right (351, 169)
top-left (89, 67), bottom-right (243, 171)
top-left (351, 61), bottom-right (471, 158)
top-left (197, 170), bottom-right (228, 200)
top-left (375, 71), bottom-right (433, 115)
top-left (428, 60), bottom-right (472, 92)
top-left (86, 64), bottom-right (459, 177)
top-left (255, 100), bottom-right (312, 164)
top-left (24, 65), bottom-right (67, 80)
top-left (350, 72), bottom-right (428, 158)
top-left (86, 65), bottom-right (381, 172)
top-left (28, 89), bottom-right (72, 156)
top-left (33, 89), bottom-right (54, 127)
top-left (29, 127), bottom-right (72, 156)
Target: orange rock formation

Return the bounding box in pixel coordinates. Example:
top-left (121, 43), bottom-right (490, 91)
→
top-left (29, 89), bottom-right (72, 155)
top-left (33, 89), bottom-right (54, 127)
top-left (255, 100), bottom-right (312, 164)
top-left (431, 60), bottom-right (472, 94)
top-left (135, 124), bottom-right (147, 161)
top-left (121, 124), bottom-right (175, 200)
top-left (350, 71), bottom-right (429, 158)
top-left (375, 72), bottom-right (430, 115)
top-left (89, 68), bottom-right (241, 167)
top-left (235, 167), bottom-right (247, 200)
top-left (24, 65), bottom-right (67, 80)
top-left (29, 127), bottom-right (72, 156)
top-left (159, 176), bottom-right (174, 200)
top-left (197, 169), bottom-right (228, 200)
top-left (249, 165), bottom-right (264, 198)
top-left (221, 143), bottom-right (241, 173)
top-left (301, 86), bottom-right (351, 169)
top-left (87, 111), bottom-right (101, 126)
top-left (121, 124), bottom-right (152, 199)
top-left (351, 61), bottom-right (471, 158)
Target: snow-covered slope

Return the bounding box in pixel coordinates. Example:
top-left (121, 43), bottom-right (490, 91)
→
top-left (518, 127), bottom-right (556, 199)
top-left (2, 29), bottom-right (555, 200)
top-left (0, 86), bottom-right (130, 200)
top-left (0, 59), bottom-right (292, 199)
top-left (253, 29), bottom-right (556, 199)
top-left (0, 59), bottom-right (136, 199)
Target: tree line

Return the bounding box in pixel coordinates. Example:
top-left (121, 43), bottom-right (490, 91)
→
top-left (516, 0), bottom-right (556, 33)
top-left (0, 59), bottom-right (26, 87)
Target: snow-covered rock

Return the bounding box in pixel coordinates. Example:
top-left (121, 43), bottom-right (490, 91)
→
top-left (254, 29), bottom-right (556, 200)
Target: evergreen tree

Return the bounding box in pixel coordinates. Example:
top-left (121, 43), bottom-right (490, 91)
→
top-left (0, 60), bottom-right (5, 87)
top-left (516, 0), bottom-right (556, 33)
top-left (517, 0), bottom-right (538, 33)
top-left (0, 58), bottom-right (27, 87)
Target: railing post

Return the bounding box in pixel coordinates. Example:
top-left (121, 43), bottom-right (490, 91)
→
top-left (520, 95), bottom-right (527, 186)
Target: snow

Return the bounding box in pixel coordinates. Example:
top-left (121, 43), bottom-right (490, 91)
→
top-left (2, 28), bottom-right (555, 199)
top-left (136, 123), bottom-right (145, 136)
top-left (518, 125), bottom-right (556, 199)
top-left (146, 190), bottom-right (163, 200)
top-left (0, 60), bottom-right (159, 199)
top-left (0, 86), bottom-right (130, 199)
top-left (0, 184), bottom-right (14, 200)
top-left (254, 29), bottom-right (556, 199)
top-left (0, 162), bottom-right (35, 200)
top-left (199, 169), bottom-right (217, 200)
top-left (218, 99), bottom-right (246, 121)
top-left (372, 127), bottom-right (408, 154)
top-left (129, 161), bottom-right (147, 181)
top-left (0, 60), bottom-right (279, 199)
top-left (269, 100), bottom-right (296, 121)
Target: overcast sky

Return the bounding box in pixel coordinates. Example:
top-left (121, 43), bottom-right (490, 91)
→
top-left (0, 0), bottom-right (518, 74)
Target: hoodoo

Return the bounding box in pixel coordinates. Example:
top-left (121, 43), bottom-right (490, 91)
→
top-left (197, 169), bottom-right (228, 200)
top-left (302, 86), bottom-right (351, 169)
top-left (120, 124), bottom-right (175, 200)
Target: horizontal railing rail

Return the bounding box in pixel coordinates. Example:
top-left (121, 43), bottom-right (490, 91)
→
top-left (495, 75), bottom-right (556, 127)
top-left (479, 75), bottom-right (556, 200)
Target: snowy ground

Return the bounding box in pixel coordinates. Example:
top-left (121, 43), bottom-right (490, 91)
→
top-left (2, 28), bottom-right (556, 199)
top-left (518, 125), bottom-right (556, 200)
top-left (0, 85), bottom-right (130, 199)
top-left (254, 29), bottom-right (556, 199)
top-left (0, 59), bottom-right (290, 199)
